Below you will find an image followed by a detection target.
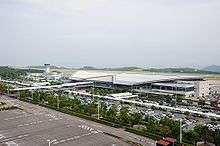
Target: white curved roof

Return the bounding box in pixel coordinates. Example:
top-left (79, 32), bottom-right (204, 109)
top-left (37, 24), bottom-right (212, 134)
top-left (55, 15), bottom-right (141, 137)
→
top-left (71, 71), bottom-right (111, 79)
top-left (70, 71), bottom-right (203, 85)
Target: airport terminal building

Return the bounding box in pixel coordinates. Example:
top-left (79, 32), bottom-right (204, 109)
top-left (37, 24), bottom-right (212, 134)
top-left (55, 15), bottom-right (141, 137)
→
top-left (70, 71), bottom-right (210, 97)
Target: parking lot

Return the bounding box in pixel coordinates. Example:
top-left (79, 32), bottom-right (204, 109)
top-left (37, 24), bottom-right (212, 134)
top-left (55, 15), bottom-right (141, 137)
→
top-left (0, 95), bottom-right (156, 146)
top-left (0, 108), bottom-right (134, 146)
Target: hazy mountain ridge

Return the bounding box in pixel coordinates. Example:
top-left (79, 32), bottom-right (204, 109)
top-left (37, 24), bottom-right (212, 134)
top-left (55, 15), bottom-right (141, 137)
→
top-left (81, 66), bottom-right (220, 74)
top-left (20, 65), bottom-right (220, 74)
top-left (203, 65), bottom-right (220, 73)
top-left (27, 65), bottom-right (68, 69)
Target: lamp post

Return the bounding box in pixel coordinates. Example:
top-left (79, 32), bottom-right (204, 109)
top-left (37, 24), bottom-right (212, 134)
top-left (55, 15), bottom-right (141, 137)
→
top-left (31, 90), bottom-right (33, 100)
top-left (180, 119), bottom-right (182, 145)
top-left (92, 82), bottom-right (95, 100)
top-left (97, 101), bottom-right (100, 120)
top-left (56, 95), bottom-right (60, 109)
top-left (47, 139), bottom-right (57, 146)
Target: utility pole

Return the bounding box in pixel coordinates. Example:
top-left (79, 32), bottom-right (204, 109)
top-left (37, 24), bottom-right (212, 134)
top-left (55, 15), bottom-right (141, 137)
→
top-left (56, 91), bottom-right (60, 109)
top-left (37, 90), bottom-right (40, 104)
top-left (57, 95), bottom-right (60, 109)
top-left (111, 75), bottom-right (115, 91)
top-left (97, 101), bottom-right (100, 120)
top-left (31, 90), bottom-right (33, 100)
top-left (18, 91), bottom-right (20, 99)
top-left (176, 85), bottom-right (178, 99)
top-left (180, 119), bottom-right (182, 145)
top-left (92, 83), bottom-right (95, 100)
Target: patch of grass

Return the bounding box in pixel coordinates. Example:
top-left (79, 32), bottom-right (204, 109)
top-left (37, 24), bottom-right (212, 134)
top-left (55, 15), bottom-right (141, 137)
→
top-left (205, 76), bottom-right (220, 80)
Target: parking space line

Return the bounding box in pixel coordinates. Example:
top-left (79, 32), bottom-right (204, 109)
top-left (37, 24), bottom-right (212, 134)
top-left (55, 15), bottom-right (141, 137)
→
top-left (52, 127), bottom-right (101, 145)
top-left (0, 134), bottom-right (29, 143)
top-left (17, 121), bottom-right (43, 127)
top-left (4, 114), bottom-right (32, 121)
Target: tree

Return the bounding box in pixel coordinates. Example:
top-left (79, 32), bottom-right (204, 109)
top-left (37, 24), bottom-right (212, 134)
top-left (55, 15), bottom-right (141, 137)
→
top-left (165, 95), bottom-right (172, 103)
top-left (19, 91), bottom-right (31, 100)
top-left (0, 66), bottom-right (27, 80)
top-left (47, 94), bottom-right (57, 107)
top-left (130, 112), bottom-right (143, 126)
top-left (87, 101), bottom-right (98, 116)
top-left (198, 99), bottom-right (205, 106)
top-left (176, 96), bottom-right (183, 103)
top-left (59, 96), bottom-right (72, 108)
top-left (100, 102), bottom-right (108, 118)
top-left (214, 129), bottom-right (220, 146)
top-left (159, 117), bottom-right (180, 138)
top-left (144, 116), bottom-right (159, 134)
top-left (33, 92), bottom-right (40, 103)
top-left (106, 105), bottom-right (118, 122)
top-left (119, 106), bottom-right (130, 125)
top-left (70, 97), bottom-right (82, 113)
top-left (158, 125), bottom-right (171, 137)
top-left (210, 100), bottom-right (219, 108)
top-left (170, 100), bottom-right (176, 107)
top-left (183, 130), bottom-right (200, 144)
top-left (38, 91), bottom-right (48, 103)
top-left (194, 125), bottom-right (214, 143)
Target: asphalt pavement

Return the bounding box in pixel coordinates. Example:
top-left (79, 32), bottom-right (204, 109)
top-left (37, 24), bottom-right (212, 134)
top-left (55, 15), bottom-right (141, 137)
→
top-left (0, 95), bottom-right (156, 146)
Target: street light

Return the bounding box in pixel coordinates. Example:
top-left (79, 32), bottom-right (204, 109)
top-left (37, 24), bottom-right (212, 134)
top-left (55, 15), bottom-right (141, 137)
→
top-left (97, 101), bottom-right (100, 120)
top-left (92, 82), bottom-right (95, 100)
top-left (180, 119), bottom-right (182, 145)
top-left (47, 139), bottom-right (57, 146)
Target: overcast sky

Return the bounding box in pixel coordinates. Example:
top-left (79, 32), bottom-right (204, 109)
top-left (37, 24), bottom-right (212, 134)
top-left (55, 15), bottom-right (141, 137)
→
top-left (0, 0), bottom-right (220, 68)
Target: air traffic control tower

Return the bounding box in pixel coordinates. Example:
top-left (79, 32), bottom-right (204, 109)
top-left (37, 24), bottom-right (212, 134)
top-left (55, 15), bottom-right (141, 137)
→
top-left (44, 64), bottom-right (50, 75)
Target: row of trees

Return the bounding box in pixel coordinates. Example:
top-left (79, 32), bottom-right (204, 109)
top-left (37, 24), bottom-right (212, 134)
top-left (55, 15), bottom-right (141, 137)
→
top-left (0, 66), bottom-right (27, 80)
top-left (143, 93), bottom-right (184, 106)
top-left (19, 90), bottom-right (144, 127)
top-left (184, 125), bottom-right (220, 145)
top-left (90, 88), bottom-right (114, 96)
